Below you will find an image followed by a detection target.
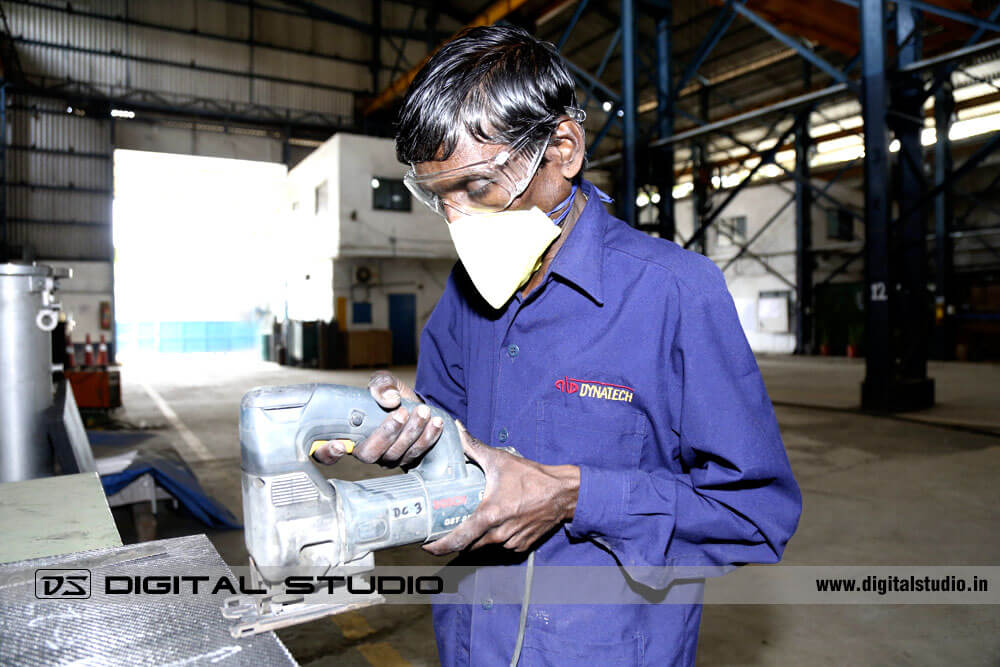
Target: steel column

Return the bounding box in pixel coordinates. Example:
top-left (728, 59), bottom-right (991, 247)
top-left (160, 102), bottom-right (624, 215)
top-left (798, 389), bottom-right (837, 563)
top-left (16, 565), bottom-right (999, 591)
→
top-left (690, 86), bottom-right (711, 253)
top-left (859, 0), bottom-right (894, 411)
top-left (794, 64), bottom-right (813, 355)
top-left (892, 0), bottom-right (932, 397)
top-left (621, 0), bottom-right (638, 227)
top-left (371, 0), bottom-right (382, 93)
top-left (860, 0), bottom-right (934, 411)
top-left (1, 84), bottom-right (6, 257)
top-left (932, 77), bottom-right (955, 359)
top-left (655, 7), bottom-right (675, 241)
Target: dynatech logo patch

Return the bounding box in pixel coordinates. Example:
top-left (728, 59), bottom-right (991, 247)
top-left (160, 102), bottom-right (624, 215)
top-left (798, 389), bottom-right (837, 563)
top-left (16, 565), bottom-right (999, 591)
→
top-left (554, 376), bottom-right (635, 403)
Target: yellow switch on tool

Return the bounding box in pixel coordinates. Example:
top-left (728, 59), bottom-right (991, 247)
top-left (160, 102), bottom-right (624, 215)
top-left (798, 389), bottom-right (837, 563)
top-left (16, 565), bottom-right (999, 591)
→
top-left (309, 439), bottom-right (356, 458)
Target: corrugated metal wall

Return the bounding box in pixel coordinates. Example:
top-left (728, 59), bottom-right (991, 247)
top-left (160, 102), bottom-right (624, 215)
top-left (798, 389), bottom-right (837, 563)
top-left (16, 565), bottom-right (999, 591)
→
top-left (4, 0), bottom-right (361, 123)
top-left (5, 96), bottom-right (113, 260)
top-left (0, 0), bottom-right (453, 261)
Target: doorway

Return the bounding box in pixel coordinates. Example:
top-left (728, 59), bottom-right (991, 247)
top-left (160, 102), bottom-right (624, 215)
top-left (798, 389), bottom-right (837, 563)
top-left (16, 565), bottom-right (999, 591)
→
top-left (112, 150), bottom-right (288, 360)
top-left (388, 293), bottom-right (417, 365)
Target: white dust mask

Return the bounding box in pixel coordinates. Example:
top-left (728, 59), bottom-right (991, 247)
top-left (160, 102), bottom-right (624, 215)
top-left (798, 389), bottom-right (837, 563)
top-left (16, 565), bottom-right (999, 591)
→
top-left (447, 206), bottom-right (560, 310)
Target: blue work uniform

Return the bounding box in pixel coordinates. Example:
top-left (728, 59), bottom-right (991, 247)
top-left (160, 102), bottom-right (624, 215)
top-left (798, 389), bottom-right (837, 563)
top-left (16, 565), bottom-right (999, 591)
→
top-left (415, 179), bottom-right (802, 666)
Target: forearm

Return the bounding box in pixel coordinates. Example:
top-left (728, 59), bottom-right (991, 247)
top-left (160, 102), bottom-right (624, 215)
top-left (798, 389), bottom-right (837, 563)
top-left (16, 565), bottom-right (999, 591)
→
top-left (564, 464), bottom-right (800, 587)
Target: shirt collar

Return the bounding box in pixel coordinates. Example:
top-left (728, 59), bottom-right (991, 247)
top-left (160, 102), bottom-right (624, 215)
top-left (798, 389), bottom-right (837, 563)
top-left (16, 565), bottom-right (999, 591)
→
top-left (548, 179), bottom-right (606, 306)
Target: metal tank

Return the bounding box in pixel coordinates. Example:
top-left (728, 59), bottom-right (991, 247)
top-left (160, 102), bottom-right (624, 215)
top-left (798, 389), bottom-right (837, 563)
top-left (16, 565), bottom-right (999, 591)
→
top-left (0, 262), bottom-right (69, 482)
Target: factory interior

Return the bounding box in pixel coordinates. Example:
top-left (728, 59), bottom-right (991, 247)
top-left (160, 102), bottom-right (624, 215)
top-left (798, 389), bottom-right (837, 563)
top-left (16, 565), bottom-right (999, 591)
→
top-left (0, 0), bottom-right (998, 665)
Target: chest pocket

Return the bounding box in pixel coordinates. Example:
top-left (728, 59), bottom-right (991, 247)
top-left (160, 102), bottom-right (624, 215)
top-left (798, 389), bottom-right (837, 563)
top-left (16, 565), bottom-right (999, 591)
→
top-left (534, 398), bottom-right (647, 470)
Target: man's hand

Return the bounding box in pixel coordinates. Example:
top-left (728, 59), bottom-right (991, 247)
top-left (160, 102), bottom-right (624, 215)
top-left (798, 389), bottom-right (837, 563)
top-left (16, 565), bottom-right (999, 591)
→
top-left (424, 422), bottom-right (580, 555)
top-left (312, 371), bottom-right (444, 467)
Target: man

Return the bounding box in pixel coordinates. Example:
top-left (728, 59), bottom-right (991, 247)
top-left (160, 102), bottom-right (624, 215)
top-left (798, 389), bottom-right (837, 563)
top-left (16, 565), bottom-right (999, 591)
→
top-left (314, 25), bottom-right (801, 666)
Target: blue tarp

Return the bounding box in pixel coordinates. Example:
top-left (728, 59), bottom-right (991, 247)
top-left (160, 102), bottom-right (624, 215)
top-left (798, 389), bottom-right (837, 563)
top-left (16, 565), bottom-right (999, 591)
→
top-left (97, 439), bottom-right (241, 530)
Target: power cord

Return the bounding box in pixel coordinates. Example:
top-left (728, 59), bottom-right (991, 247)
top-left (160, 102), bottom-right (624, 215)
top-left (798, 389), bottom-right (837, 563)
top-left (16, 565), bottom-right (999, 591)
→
top-left (509, 550), bottom-right (535, 667)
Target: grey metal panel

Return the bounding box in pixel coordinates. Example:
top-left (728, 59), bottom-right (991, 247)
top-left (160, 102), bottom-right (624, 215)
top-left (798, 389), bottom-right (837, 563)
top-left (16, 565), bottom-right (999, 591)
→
top-left (253, 80), bottom-right (353, 119)
top-left (7, 152), bottom-right (111, 190)
top-left (6, 221), bottom-right (112, 260)
top-left (8, 104), bottom-right (112, 154)
top-left (132, 0), bottom-right (249, 39)
top-left (254, 8), bottom-right (366, 60)
top-left (6, 1), bottom-right (127, 52)
top-left (128, 59), bottom-right (252, 103)
top-left (7, 186), bottom-right (110, 221)
top-left (253, 48), bottom-right (368, 90)
top-left (128, 0), bottom-right (200, 31)
top-left (4, 0), bottom-right (358, 129)
top-left (18, 44), bottom-right (128, 89)
top-left (128, 25), bottom-right (249, 71)
top-left (5, 94), bottom-right (112, 260)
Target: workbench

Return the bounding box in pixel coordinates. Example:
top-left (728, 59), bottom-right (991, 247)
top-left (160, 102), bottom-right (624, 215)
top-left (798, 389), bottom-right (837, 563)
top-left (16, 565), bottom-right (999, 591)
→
top-left (0, 472), bottom-right (122, 563)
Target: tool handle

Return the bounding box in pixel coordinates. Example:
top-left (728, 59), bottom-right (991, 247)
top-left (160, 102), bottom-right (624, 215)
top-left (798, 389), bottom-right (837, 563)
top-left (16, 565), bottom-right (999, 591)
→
top-left (239, 383), bottom-right (467, 483)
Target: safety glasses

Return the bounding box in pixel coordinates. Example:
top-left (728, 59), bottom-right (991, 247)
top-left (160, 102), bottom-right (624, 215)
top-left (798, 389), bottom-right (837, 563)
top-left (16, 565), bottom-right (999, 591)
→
top-left (404, 140), bottom-right (547, 219)
top-left (404, 107), bottom-right (586, 219)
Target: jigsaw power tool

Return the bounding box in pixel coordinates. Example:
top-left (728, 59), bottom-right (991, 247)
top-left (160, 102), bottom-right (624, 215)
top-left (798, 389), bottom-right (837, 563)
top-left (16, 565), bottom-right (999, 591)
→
top-left (222, 383), bottom-right (486, 637)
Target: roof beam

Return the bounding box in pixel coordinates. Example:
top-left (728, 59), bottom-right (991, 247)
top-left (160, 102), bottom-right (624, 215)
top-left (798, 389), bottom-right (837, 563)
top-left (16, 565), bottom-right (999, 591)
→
top-left (364, 0), bottom-right (533, 115)
top-left (711, 0), bottom-right (859, 54)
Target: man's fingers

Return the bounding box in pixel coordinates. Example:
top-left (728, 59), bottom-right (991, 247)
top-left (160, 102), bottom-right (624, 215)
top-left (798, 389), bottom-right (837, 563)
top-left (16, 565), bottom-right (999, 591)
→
top-left (455, 420), bottom-right (493, 466)
top-left (504, 527), bottom-right (542, 553)
top-left (423, 508), bottom-right (494, 555)
top-left (470, 523), bottom-right (515, 551)
top-left (311, 439), bottom-right (347, 465)
top-left (369, 371), bottom-right (402, 408)
top-left (399, 415), bottom-right (444, 467)
top-left (353, 409), bottom-right (408, 463)
top-left (380, 404), bottom-right (432, 465)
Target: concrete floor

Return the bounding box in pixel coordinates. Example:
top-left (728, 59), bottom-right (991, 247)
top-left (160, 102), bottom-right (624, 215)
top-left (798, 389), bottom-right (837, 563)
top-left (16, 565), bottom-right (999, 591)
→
top-left (110, 353), bottom-right (1000, 666)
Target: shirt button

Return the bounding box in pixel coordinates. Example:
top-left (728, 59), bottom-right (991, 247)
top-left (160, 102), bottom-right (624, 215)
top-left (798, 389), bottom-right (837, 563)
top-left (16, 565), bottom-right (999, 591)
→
top-left (497, 428), bottom-right (509, 443)
top-left (482, 598), bottom-right (494, 610)
top-left (507, 343), bottom-right (519, 358)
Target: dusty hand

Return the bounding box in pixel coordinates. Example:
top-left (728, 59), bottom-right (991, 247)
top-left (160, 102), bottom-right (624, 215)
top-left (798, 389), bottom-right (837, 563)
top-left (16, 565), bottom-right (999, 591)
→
top-left (312, 371), bottom-right (444, 466)
top-left (423, 422), bottom-right (580, 555)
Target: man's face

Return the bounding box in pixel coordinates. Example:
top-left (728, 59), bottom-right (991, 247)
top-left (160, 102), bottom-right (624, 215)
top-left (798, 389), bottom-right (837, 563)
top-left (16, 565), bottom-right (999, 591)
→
top-left (413, 132), bottom-right (566, 224)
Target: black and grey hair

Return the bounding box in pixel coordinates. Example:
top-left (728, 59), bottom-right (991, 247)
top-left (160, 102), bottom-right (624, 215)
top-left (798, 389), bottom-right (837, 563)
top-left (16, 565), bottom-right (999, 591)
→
top-left (395, 24), bottom-right (580, 165)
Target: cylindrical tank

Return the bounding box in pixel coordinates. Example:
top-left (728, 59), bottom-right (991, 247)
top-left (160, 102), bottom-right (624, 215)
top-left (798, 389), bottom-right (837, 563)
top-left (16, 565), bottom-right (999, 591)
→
top-left (0, 262), bottom-right (66, 482)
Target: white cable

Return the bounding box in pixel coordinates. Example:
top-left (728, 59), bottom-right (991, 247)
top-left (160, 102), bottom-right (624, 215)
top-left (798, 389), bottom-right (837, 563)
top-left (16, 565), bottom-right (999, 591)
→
top-left (509, 550), bottom-right (535, 667)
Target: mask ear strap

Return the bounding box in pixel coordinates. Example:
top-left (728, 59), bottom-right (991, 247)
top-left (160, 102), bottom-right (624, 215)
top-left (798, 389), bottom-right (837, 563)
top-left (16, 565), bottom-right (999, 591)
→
top-left (546, 183), bottom-right (578, 226)
top-left (589, 183), bottom-right (614, 204)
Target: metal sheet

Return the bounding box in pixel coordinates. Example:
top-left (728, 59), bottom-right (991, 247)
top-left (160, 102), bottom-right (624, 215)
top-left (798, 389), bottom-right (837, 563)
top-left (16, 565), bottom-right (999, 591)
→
top-left (0, 534), bottom-right (297, 666)
top-left (49, 379), bottom-right (97, 475)
top-left (0, 472), bottom-right (120, 563)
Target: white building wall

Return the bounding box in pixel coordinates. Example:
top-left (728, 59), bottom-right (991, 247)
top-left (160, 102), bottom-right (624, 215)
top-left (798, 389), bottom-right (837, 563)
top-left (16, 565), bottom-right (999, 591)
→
top-left (333, 257), bottom-right (455, 340)
top-left (285, 133), bottom-right (457, 351)
top-left (664, 180), bottom-right (864, 354)
top-left (337, 134), bottom-right (455, 259)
